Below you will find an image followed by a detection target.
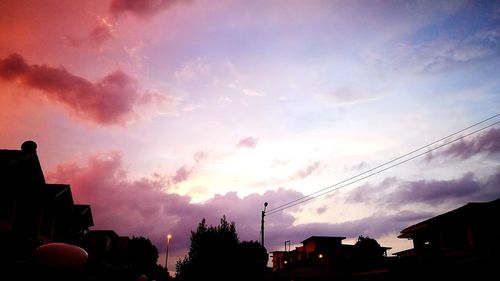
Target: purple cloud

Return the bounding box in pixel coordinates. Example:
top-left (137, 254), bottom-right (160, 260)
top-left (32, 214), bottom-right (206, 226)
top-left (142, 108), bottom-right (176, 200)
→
top-left (431, 127), bottom-right (500, 160)
top-left (345, 177), bottom-right (398, 204)
top-left (172, 165), bottom-right (193, 184)
top-left (45, 153), bottom-right (303, 265)
top-left (346, 171), bottom-right (500, 210)
top-left (389, 173), bottom-right (479, 205)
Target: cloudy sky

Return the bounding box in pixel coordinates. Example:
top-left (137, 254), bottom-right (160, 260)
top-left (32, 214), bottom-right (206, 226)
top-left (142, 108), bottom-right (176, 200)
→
top-left (1, 0), bottom-right (499, 270)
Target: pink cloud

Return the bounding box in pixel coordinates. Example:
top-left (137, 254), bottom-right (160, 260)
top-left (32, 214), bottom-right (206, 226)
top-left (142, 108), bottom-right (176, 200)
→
top-left (46, 152), bottom-right (195, 259)
top-left (109, 0), bottom-right (184, 18)
top-left (64, 36), bottom-right (84, 48)
top-left (193, 150), bottom-right (208, 163)
top-left (316, 206), bottom-right (327, 215)
top-left (348, 161), bottom-right (367, 171)
top-left (170, 151), bottom-right (208, 185)
top-left (88, 17), bottom-right (115, 48)
top-left (65, 16), bottom-right (116, 49)
top-left (45, 152), bottom-right (305, 264)
top-left (236, 137), bottom-right (258, 149)
top-left (290, 161), bottom-right (321, 180)
top-left (172, 165), bottom-right (193, 184)
top-left (0, 53), bottom-right (162, 125)
top-left (138, 90), bottom-right (169, 105)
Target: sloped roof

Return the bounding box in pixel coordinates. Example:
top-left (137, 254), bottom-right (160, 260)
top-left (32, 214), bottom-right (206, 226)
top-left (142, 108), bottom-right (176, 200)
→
top-left (301, 236), bottom-right (346, 244)
top-left (398, 197), bottom-right (500, 238)
top-left (87, 230), bottom-right (120, 240)
top-left (44, 184), bottom-right (71, 199)
top-left (44, 184), bottom-right (74, 209)
top-left (0, 150), bottom-right (24, 166)
top-left (74, 204), bottom-right (94, 228)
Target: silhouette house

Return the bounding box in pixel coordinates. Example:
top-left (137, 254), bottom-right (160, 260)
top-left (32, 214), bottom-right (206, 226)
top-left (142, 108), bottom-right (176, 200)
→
top-left (396, 198), bottom-right (500, 262)
top-left (0, 141), bottom-right (159, 281)
top-left (84, 230), bottom-right (130, 265)
top-left (0, 141), bottom-right (94, 263)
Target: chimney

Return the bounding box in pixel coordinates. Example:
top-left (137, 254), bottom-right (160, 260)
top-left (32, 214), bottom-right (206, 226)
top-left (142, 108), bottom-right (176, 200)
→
top-left (21, 140), bottom-right (37, 154)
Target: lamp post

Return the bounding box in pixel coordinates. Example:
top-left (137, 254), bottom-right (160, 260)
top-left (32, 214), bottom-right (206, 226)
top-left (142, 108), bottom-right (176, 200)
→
top-left (261, 202), bottom-right (268, 247)
top-left (165, 234), bottom-right (172, 274)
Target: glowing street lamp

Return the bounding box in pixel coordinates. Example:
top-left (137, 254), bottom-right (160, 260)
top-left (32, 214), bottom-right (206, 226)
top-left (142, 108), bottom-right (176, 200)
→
top-left (165, 234), bottom-right (172, 274)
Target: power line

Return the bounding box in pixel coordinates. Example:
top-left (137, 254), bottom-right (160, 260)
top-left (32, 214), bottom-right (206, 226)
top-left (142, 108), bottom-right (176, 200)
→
top-left (267, 120), bottom-right (499, 215)
top-left (266, 115), bottom-right (500, 216)
top-left (266, 113), bottom-right (499, 213)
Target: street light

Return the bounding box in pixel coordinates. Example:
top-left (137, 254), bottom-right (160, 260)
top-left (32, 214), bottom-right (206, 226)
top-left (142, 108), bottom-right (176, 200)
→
top-left (260, 202), bottom-right (268, 247)
top-left (165, 234), bottom-right (172, 274)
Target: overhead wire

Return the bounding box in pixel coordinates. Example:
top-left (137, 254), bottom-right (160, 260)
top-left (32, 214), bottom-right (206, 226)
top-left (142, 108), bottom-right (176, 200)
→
top-left (265, 114), bottom-right (500, 216)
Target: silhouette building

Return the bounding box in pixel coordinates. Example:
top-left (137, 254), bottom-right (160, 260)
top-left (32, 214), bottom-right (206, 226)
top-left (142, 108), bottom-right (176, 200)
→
top-left (270, 235), bottom-right (390, 276)
top-left (1, 141), bottom-right (162, 281)
top-left (396, 198), bottom-right (500, 262)
top-left (0, 141), bottom-right (94, 263)
top-left (395, 198), bottom-right (500, 278)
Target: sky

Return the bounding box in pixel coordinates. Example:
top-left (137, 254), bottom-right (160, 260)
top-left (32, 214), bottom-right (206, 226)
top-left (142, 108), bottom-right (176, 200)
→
top-left (1, 0), bottom-right (499, 271)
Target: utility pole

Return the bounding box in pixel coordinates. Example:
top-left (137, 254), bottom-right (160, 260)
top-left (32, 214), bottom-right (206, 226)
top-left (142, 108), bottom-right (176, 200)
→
top-left (260, 202), bottom-right (268, 247)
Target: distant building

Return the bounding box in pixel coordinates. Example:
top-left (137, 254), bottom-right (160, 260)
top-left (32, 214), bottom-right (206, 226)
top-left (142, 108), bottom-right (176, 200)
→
top-left (82, 229), bottom-right (131, 278)
top-left (270, 235), bottom-right (390, 274)
top-left (395, 198), bottom-right (500, 263)
top-left (0, 141), bottom-right (94, 263)
top-left (84, 230), bottom-right (130, 264)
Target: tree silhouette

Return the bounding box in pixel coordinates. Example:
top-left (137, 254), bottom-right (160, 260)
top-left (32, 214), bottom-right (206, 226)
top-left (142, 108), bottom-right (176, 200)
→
top-left (128, 236), bottom-right (163, 280)
top-left (237, 240), bottom-right (269, 280)
top-left (352, 235), bottom-right (384, 271)
top-left (175, 216), bottom-right (268, 280)
top-left (355, 235), bottom-right (382, 257)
